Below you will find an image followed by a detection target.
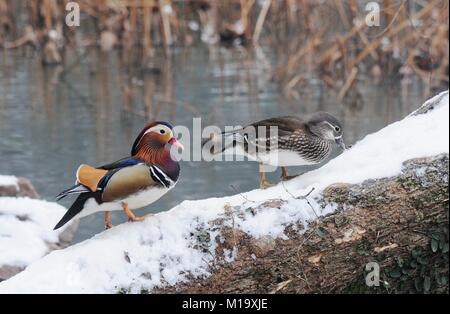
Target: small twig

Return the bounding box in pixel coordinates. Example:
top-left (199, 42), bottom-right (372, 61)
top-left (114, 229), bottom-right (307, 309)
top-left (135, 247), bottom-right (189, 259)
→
top-left (375, 230), bottom-right (381, 244)
top-left (338, 67), bottom-right (358, 101)
top-left (411, 229), bottom-right (429, 236)
top-left (297, 228), bottom-right (316, 251)
top-left (281, 181), bottom-right (315, 199)
top-left (373, 0), bottom-right (407, 39)
top-left (295, 262), bottom-right (313, 291)
top-left (348, 0), bottom-right (441, 69)
top-left (281, 182), bottom-right (319, 219)
top-left (229, 184), bottom-right (256, 203)
top-left (269, 279), bottom-right (292, 294)
top-left (304, 198), bottom-right (320, 220)
top-left (253, 0), bottom-right (271, 44)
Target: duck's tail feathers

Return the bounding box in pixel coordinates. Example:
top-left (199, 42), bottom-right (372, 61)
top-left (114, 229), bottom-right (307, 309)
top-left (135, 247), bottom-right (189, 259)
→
top-left (53, 193), bottom-right (92, 230)
top-left (56, 184), bottom-right (90, 201)
top-left (202, 131), bottom-right (247, 156)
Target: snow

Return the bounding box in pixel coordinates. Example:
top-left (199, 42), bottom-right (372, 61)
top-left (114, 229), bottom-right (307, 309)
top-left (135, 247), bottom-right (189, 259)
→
top-left (223, 246), bottom-right (238, 263)
top-left (0, 175), bottom-right (19, 189)
top-left (0, 90), bottom-right (448, 293)
top-left (0, 197), bottom-right (70, 268)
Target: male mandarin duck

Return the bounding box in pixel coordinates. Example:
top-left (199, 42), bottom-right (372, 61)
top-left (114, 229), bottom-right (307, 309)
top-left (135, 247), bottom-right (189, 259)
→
top-left (54, 121), bottom-right (183, 230)
top-left (204, 112), bottom-right (346, 189)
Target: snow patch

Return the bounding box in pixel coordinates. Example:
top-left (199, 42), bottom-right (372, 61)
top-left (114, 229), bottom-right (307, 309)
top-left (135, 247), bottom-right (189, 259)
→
top-left (0, 175), bottom-right (19, 189)
top-left (0, 197), bottom-right (70, 268)
top-left (223, 246), bottom-right (238, 263)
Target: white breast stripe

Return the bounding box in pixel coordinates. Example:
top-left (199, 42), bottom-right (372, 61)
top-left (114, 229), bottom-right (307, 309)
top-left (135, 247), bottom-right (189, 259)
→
top-left (153, 165), bottom-right (174, 185)
top-left (149, 165), bottom-right (174, 188)
top-left (149, 166), bottom-right (168, 188)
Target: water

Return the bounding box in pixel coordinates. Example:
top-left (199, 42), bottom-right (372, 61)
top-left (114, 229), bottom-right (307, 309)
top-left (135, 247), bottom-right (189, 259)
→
top-left (0, 45), bottom-right (425, 242)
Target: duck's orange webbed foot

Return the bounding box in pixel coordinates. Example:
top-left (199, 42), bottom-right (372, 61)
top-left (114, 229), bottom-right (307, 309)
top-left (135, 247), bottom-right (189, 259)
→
top-left (122, 203), bottom-right (153, 222)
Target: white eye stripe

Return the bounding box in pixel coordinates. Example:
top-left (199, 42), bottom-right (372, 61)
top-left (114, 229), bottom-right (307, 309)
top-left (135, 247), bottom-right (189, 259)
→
top-left (134, 125), bottom-right (173, 150)
top-left (142, 125), bottom-right (172, 136)
top-left (323, 121), bottom-right (341, 131)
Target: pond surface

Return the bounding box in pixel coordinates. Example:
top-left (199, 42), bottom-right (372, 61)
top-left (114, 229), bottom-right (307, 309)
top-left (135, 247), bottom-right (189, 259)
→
top-left (0, 45), bottom-right (425, 242)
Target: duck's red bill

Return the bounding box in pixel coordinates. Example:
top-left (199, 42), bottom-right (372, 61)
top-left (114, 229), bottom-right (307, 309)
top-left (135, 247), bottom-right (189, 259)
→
top-left (168, 137), bottom-right (184, 150)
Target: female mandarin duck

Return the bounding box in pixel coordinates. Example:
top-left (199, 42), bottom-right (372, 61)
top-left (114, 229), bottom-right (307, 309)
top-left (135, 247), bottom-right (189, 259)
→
top-left (204, 112), bottom-right (346, 189)
top-left (54, 121), bottom-right (183, 230)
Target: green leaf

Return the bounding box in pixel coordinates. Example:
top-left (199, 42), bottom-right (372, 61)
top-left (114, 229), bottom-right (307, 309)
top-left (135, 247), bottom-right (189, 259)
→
top-left (423, 276), bottom-right (431, 292)
top-left (389, 269), bottom-right (402, 278)
top-left (414, 278), bottom-right (423, 292)
top-left (417, 256), bottom-right (428, 265)
top-left (442, 242), bottom-right (449, 254)
top-left (431, 238), bottom-right (439, 253)
top-left (316, 227), bottom-right (328, 238)
top-left (411, 248), bottom-right (421, 259)
top-left (399, 282), bottom-right (408, 291)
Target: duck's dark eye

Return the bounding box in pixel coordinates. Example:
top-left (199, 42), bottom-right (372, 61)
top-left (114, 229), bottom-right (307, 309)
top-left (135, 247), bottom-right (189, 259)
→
top-left (335, 126), bottom-right (340, 132)
top-left (160, 129), bottom-right (166, 134)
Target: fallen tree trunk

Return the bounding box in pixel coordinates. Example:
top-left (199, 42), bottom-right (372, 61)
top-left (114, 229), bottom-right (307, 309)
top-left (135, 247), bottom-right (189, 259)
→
top-left (155, 154), bottom-right (449, 294)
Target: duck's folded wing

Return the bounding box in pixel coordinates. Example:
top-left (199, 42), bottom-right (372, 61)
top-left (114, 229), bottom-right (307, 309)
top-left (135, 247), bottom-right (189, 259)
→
top-left (54, 163), bottom-right (157, 230)
top-left (248, 116), bottom-right (302, 137)
top-left (101, 164), bottom-right (169, 203)
top-left (73, 158), bottom-right (147, 194)
top-left (54, 158), bottom-right (150, 230)
top-left (78, 157), bottom-right (146, 192)
top-left (98, 157), bottom-right (143, 170)
top-left (216, 117), bottom-right (302, 152)
top-left (56, 158), bottom-right (147, 200)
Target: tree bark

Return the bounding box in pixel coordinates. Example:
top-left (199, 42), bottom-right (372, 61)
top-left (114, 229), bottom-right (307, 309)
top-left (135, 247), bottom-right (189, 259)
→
top-left (154, 154), bottom-right (449, 294)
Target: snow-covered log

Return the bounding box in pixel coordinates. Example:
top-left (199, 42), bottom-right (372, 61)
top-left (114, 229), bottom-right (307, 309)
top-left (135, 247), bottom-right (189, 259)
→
top-left (0, 91), bottom-right (448, 294)
top-left (155, 153), bottom-right (449, 293)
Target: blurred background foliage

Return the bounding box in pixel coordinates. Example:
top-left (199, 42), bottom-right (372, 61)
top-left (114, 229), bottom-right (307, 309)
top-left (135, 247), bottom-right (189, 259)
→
top-left (0, 0), bottom-right (448, 100)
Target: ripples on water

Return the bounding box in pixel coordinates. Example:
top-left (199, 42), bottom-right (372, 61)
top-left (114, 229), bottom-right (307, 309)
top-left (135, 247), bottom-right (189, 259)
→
top-left (0, 46), bottom-right (425, 242)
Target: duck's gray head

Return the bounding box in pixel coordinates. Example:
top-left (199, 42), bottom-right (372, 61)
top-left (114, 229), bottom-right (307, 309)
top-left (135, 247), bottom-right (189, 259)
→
top-left (307, 112), bottom-right (346, 149)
